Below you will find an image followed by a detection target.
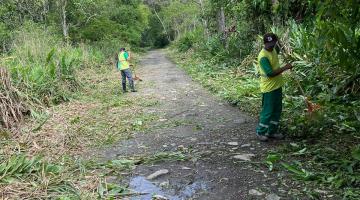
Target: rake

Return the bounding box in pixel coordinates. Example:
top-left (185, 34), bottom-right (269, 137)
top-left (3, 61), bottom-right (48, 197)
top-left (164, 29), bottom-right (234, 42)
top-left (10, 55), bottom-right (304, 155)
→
top-left (292, 72), bottom-right (321, 113)
top-left (127, 51), bottom-right (143, 81)
top-left (129, 64), bottom-right (142, 81)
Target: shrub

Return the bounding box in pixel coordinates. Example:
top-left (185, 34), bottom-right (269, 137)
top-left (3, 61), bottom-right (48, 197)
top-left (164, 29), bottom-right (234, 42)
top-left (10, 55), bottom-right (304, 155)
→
top-left (1, 23), bottom-right (86, 115)
top-left (175, 28), bottom-right (204, 52)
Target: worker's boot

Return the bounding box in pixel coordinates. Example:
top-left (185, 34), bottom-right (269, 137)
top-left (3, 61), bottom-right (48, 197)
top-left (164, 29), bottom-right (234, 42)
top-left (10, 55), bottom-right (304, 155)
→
top-left (269, 133), bottom-right (285, 140)
top-left (122, 83), bottom-right (127, 93)
top-left (256, 133), bottom-right (268, 142)
top-left (129, 80), bottom-right (137, 92)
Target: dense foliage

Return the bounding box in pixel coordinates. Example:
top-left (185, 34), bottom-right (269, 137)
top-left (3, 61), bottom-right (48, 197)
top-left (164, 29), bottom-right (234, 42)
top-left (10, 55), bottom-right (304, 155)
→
top-left (164, 0), bottom-right (360, 137)
top-left (165, 0), bottom-right (359, 198)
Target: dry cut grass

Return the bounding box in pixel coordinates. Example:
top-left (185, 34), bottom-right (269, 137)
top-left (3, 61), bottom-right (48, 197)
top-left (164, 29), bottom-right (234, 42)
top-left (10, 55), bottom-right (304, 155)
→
top-left (0, 67), bottom-right (25, 130)
top-left (0, 65), bottom-right (159, 199)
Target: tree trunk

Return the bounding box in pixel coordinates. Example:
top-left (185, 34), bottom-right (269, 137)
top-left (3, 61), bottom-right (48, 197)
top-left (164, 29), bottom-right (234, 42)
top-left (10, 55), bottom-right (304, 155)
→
top-left (60, 0), bottom-right (69, 43)
top-left (154, 9), bottom-right (170, 42)
top-left (218, 7), bottom-right (228, 49)
top-left (42, 0), bottom-right (50, 22)
top-left (218, 7), bottom-right (226, 33)
top-left (175, 24), bottom-right (181, 39)
top-left (193, 18), bottom-right (197, 31)
top-left (198, 0), bottom-right (209, 40)
top-left (2, 41), bottom-right (6, 53)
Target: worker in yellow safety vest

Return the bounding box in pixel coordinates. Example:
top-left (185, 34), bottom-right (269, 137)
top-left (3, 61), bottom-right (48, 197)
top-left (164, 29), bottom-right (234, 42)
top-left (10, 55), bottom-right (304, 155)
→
top-left (256, 33), bottom-right (292, 141)
top-left (117, 47), bottom-right (136, 93)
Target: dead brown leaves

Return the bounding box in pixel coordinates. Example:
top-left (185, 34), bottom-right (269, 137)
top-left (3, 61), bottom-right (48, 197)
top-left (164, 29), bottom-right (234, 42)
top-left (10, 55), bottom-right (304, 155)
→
top-left (0, 67), bottom-right (26, 130)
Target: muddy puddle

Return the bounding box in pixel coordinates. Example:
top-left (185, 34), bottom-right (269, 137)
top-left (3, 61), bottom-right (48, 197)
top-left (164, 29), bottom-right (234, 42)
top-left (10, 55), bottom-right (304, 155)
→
top-left (129, 176), bottom-right (208, 200)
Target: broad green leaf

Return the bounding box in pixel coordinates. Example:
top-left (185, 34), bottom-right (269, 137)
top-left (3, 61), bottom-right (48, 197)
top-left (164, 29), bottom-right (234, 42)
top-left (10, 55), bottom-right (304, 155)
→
top-left (46, 48), bottom-right (56, 64)
top-left (351, 146), bottom-right (360, 161)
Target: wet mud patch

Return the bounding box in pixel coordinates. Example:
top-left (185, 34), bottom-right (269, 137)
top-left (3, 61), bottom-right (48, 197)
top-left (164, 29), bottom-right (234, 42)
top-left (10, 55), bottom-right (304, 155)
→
top-left (129, 176), bottom-right (208, 200)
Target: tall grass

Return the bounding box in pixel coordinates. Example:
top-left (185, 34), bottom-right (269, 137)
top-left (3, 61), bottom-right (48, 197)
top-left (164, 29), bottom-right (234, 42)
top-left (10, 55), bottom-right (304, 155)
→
top-left (0, 22), bottom-right (133, 198)
top-left (0, 22), bottom-right (106, 119)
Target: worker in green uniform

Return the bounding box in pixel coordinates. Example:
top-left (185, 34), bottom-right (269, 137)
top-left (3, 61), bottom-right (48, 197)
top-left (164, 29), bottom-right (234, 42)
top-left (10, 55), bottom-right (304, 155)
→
top-left (117, 47), bottom-right (136, 93)
top-left (256, 33), bottom-right (292, 141)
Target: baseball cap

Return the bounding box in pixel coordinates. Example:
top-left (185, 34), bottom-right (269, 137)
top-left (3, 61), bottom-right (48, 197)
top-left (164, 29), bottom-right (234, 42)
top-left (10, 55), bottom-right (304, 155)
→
top-left (263, 33), bottom-right (278, 49)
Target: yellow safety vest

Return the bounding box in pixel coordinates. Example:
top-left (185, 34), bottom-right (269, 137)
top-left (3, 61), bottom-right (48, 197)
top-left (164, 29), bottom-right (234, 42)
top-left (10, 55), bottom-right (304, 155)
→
top-left (257, 49), bottom-right (283, 93)
top-left (118, 52), bottom-right (130, 70)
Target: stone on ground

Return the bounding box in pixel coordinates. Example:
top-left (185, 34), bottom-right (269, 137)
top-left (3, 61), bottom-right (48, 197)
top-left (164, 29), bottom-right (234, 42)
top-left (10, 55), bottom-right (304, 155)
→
top-left (241, 144), bottom-right (251, 148)
top-left (227, 142), bottom-right (239, 146)
top-left (266, 193), bottom-right (281, 200)
top-left (146, 169), bottom-right (169, 180)
top-left (248, 189), bottom-right (264, 196)
top-left (233, 153), bottom-right (255, 161)
top-left (152, 194), bottom-right (169, 200)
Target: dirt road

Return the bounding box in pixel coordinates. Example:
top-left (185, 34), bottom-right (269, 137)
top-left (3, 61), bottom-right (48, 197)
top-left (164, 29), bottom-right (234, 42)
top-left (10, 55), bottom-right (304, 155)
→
top-left (95, 50), bottom-right (295, 200)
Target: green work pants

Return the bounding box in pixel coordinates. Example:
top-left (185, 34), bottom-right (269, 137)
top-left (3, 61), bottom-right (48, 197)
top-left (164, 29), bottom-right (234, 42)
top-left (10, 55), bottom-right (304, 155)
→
top-left (256, 87), bottom-right (282, 136)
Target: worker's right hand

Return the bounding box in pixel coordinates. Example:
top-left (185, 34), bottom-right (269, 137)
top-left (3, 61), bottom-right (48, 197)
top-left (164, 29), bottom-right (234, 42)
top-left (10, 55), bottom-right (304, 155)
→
top-left (284, 63), bottom-right (293, 70)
